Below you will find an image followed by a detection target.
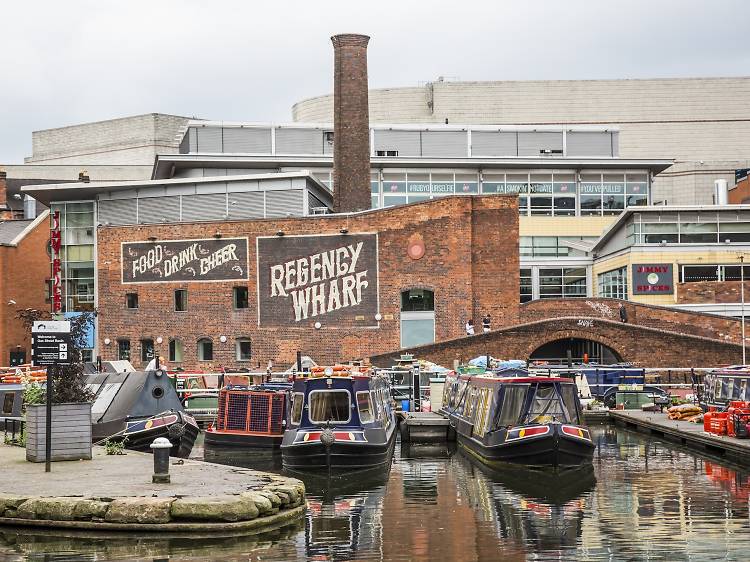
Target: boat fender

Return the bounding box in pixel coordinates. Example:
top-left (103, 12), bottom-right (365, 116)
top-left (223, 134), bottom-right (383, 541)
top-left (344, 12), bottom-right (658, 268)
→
top-left (320, 427), bottom-right (336, 448)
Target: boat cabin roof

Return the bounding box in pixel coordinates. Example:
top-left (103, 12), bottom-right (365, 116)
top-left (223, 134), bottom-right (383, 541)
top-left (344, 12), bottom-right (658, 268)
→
top-left (451, 373), bottom-right (574, 385)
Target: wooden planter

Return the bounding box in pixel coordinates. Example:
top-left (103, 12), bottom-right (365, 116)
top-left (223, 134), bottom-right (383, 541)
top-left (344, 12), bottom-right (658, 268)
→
top-left (26, 402), bottom-right (92, 462)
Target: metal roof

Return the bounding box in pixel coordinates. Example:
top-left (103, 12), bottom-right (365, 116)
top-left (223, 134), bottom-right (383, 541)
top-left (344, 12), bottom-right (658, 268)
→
top-left (152, 153), bottom-right (673, 180)
top-left (0, 211), bottom-right (50, 246)
top-left (21, 171), bottom-right (333, 207)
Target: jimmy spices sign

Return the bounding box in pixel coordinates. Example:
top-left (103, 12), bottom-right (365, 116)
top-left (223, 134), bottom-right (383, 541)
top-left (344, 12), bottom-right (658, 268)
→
top-left (632, 263), bottom-right (674, 295)
top-left (257, 233), bottom-right (379, 326)
top-left (122, 238), bottom-right (249, 283)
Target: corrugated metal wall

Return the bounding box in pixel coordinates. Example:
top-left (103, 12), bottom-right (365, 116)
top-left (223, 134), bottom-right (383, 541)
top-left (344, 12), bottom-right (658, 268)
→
top-left (567, 132), bottom-right (618, 157)
top-left (517, 132), bottom-right (562, 156)
top-left (222, 128), bottom-right (272, 153)
top-left (276, 128), bottom-right (323, 154)
top-left (421, 131), bottom-right (466, 157)
top-left (471, 131), bottom-right (518, 156)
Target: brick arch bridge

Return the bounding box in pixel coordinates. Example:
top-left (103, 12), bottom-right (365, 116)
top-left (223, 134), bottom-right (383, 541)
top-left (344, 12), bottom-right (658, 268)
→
top-left (368, 304), bottom-right (745, 368)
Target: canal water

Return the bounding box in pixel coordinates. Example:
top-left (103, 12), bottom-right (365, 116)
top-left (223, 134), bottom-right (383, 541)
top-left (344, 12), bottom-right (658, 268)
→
top-left (1, 424), bottom-right (749, 561)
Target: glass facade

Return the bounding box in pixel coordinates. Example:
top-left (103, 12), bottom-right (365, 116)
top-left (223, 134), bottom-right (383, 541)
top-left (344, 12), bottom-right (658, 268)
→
top-left (370, 169), bottom-right (649, 216)
top-left (49, 202), bottom-right (95, 312)
top-left (597, 267), bottom-right (628, 299)
top-left (681, 264), bottom-right (750, 282)
top-left (626, 212), bottom-right (750, 246)
top-left (520, 236), bottom-right (597, 258)
top-left (521, 266), bottom-right (589, 302)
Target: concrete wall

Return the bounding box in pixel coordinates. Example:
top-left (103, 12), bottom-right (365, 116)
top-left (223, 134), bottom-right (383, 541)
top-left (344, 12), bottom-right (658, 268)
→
top-left (293, 77), bottom-right (750, 205)
top-left (26, 113), bottom-right (189, 166)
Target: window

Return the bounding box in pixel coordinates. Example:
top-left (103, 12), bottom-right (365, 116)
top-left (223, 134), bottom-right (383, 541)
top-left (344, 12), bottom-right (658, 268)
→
top-left (169, 339), bottom-right (183, 363)
top-left (719, 222), bottom-right (750, 243)
top-left (197, 338), bottom-right (213, 361)
top-left (520, 269), bottom-right (533, 303)
top-left (357, 391), bottom-right (374, 423)
top-left (236, 338), bottom-right (251, 361)
top-left (680, 222), bottom-right (717, 243)
top-left (598, 267), bottom-right (628, 299)
top-left (126, 293), bottom-right (139, 309)
top-left (290, 393), bottom-right (304, 425)
top-left (539, 267), bottom-right (587, 299)
top-left (376, 150), bottom-right (398, 156)
top-left (117, 340), bottom-right (130, 361)
top-left (401, 289), bottom-right (434, 312)
top-left (626, 173), bottom-right (648, 207)
top-left (233, 286), bottom-right (249, 309)
top-left (174, 289), bottom-right (187, 312)
top-left (496, 385), bottom-right (528, 427)
top-left (553, 173), bottom-right (576, 216)
top-left (560, 384), bottom-right (582, 424)
top-left (580, 174), bottom-right (603, 216)
top-left (309, 390), bottom-right (351, 424)
top-left (140, 339), bottom-right (154, 363)
top-left (3, 393), bottom-right (15, 414)
top-left (529, 174), bottom-right (553, 216)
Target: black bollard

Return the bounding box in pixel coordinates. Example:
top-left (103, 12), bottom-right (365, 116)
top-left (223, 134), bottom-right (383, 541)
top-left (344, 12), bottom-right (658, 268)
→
top-left (150, 437), bottom-right (172, 483)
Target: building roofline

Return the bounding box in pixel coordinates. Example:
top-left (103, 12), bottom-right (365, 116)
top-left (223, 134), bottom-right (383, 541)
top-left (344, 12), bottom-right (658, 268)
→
top-left (32, 113), bottom-right (195, 135)
top-left (21, 172), bottom-right (332, 206)
top-left (1, 210), bottom-right (50, 247)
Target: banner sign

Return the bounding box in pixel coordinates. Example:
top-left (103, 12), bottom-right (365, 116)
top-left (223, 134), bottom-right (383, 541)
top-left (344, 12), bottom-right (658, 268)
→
top-left (632, 263), bottom-right (674, 295)
top-left (257, 233), bottom-right (379, 326)
top-left (122, 238), bottom-right (249, 283)
top-left (50, 211), bottom-right (62, 313)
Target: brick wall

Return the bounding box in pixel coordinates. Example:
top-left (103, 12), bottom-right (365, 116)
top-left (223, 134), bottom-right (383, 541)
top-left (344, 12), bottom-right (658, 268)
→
top-left (677, 280), bottom-right (750, 305)
top-left (729, 176), bottom-right (750, 204)
top-left (369, 316), bottom-right (744, 369)
top-left (520, 298), bottom-right (743, 344)
top-left (0, 218), bottom-right (50, 365)
top-left (96, 196), bottom-right (519, 370)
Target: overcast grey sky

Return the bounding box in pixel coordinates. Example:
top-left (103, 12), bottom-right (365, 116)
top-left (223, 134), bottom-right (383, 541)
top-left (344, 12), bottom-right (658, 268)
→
top-left (2, 0), bottom-right (749, 163)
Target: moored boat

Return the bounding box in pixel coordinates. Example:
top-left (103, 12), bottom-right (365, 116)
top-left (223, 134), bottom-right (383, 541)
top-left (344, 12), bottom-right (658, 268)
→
top-left (441, 370), bottom-right (594, 469)
top-left (204, 383), bottom-right (290, 448)
top-left (281, 366), bottom-right (397, 471)
top-left (86, 369), bottom-right (199, 458)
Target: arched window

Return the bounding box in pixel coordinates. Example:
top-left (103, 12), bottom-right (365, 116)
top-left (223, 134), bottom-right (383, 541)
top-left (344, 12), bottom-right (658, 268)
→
top-left (400, 289), bottom-right (435, 348)
top-left (197, 338), bottom-right (213, 361)
top-left (169, 339), bottom-right (183, 363)
top-left (236, 338), bottom-right (251, 361)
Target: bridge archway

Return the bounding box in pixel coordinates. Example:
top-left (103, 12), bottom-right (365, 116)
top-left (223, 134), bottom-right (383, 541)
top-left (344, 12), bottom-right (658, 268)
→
top-left (529, 336), bottom-right (622, 365)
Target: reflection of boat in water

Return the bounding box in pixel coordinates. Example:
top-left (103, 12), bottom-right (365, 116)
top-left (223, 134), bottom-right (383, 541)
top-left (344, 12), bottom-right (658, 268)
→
top-left (204, 383), bottom-right (290, 449)
top-left (281, 366), bottom-right (397, 471)
top-left (442, 370), bottom-right (594, 469)
top-left (86, 369), bottom-right (199, 458)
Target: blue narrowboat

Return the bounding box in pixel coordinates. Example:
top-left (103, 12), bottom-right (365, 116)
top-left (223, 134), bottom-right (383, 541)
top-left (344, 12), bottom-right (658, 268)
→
top-left (441, 371), bottom-right (594, 469)
top-left (281, 366), bottom-right (397, 471)
top-left (702, 365), bottom-right (750, 409)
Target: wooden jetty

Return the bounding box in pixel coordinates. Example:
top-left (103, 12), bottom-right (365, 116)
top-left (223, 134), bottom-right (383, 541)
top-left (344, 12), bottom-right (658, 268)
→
top-left (397, 411), bottom-right (453, 443)
top-left (610, 409), bottom-right (750, 464)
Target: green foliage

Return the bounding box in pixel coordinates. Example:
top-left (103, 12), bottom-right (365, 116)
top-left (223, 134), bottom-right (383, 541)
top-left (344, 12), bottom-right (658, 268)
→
top-left (22, 382), bottom-right (45, 409)
top-left (103, 437), bottom-right (127, 455)
top-left (17, 310), bottom-right (94, 405)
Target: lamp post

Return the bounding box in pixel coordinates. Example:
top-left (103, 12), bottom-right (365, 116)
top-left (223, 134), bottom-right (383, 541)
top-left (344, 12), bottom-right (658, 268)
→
top-left (741, 255), bottom-right (746, 365)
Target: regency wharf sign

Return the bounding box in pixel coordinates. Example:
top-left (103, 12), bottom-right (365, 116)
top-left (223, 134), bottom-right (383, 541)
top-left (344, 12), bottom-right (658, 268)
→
top-left (257, 233), bottom-right (379, 326)
top-left (122, 238), bottom-right (249, 283)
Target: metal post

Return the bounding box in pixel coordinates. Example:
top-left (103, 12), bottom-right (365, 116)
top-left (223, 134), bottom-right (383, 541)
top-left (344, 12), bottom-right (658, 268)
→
top-left (45, 365), bottom-right (53, 473)
top-left (150, 437), bottom-right (172, 483)
top-left (296, 350), bottom-right (302, 374)
top-left (741, 255), bottom-right (746, 365)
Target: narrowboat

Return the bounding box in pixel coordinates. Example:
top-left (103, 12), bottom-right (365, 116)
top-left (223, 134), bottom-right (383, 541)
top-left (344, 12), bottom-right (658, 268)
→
top-left (281, 366), bottom-right (397, 471)
top-left (86, 369), bottom-right (200, 458)
top-left (702, 365), bottom-right (750, 409)
top-left (204, 383), bottom-right (290, 448)
top-left (441, 370), bottom-right (594, 469)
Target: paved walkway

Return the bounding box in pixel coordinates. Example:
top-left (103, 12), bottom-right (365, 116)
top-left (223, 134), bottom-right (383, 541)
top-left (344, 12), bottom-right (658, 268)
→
top-left (0, 444), bottom-right (279, 498)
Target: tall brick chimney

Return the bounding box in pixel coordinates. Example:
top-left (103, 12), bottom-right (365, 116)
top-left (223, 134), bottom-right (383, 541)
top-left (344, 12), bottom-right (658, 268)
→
top-left (0, 170), bottom-right (12, 220)
top-left (331, 34), bottom-right (371, 213)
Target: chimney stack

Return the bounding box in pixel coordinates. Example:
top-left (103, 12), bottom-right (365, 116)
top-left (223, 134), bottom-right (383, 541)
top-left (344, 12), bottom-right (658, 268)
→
top-left (0, 170), bottom-right (11, 220)
top-left (331, 34), bottom-right (371, 213)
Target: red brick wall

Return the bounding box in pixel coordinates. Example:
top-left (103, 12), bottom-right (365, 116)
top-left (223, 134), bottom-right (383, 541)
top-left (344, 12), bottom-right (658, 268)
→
top-left (369, 316), bottom-right (744, 368)
top-left (728, 177), bottom-right (750, 204)
top-left (677, 280), bottom-right (750, 306)
top-left (331, 34), bottom-right (371, 213)
top-left (0, 218), bottom-right (50, 365)
top-left (520, 298), bottom-right (743, 344)
top-left (96, 196), bottom-right (519, 369)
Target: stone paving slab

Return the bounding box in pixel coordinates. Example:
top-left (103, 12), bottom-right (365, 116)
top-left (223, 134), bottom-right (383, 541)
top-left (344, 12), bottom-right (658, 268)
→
top-left (0, 444), bottom-right (276, 498)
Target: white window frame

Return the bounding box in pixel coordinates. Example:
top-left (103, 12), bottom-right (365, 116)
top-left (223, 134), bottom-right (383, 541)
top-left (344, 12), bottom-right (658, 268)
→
top-left (308, 389), bottom-right (352, 425)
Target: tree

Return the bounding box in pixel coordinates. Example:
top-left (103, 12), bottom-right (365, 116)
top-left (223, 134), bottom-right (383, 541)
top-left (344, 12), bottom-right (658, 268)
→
top-left (17, 309), bottom-right (93, 404)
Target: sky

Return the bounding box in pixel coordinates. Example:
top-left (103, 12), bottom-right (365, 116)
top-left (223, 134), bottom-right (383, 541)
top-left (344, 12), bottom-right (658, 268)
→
top-left (1, 0), bottom-right (749, 163)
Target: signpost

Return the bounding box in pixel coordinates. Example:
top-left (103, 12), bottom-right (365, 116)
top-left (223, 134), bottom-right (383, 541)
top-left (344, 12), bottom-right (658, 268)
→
top-left (32, 320), bottom-right (72, 473)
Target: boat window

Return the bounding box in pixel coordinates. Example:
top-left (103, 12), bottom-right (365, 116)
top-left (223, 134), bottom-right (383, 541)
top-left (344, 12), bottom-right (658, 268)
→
top-left (525, 385), bottom-right (567, 424)
top-left (720, 378), bottom-right (728, 400)
top-left (91, 383), bottom-right (122, 417)
top-left (290, 393), bottom-right (304, 425)
top-left (727, 378), bottom-right (736, 400)
top-left (559, 384), bottom-right (581, 424)
top-left (474, 388), bottom-right (493, 437)
top-left (309, 390), bottom-right (351, 424)
top-left (2, 393), bottom-right (14, 414)
top-left (357, 391), bottom-right (374, 424)
top-left (496, 385), bottom-right (528, 427)
top-left (740, 380), bottom-right (748, 401)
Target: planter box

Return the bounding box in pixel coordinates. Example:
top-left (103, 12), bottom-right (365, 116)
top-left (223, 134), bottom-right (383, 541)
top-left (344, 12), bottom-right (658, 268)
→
top-left (26, 402), bottom-right (92, 462)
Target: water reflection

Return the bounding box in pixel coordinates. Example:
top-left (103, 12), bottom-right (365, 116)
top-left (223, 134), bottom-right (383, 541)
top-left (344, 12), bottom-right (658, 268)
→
top-left (2, 425), bottom-right (750, 561)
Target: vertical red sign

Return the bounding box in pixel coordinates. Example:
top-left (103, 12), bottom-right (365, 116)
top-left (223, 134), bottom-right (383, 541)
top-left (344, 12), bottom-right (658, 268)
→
top-left (50, 211), bottom-right (62, 313)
